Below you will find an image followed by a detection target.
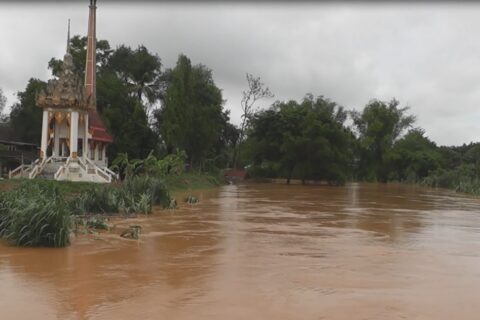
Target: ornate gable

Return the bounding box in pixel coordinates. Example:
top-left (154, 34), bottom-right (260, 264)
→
top-left (36, 53), bottom-right (92, 110)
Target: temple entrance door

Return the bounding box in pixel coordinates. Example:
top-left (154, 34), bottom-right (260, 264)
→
top-left (77, 138), bottom-right (83, 157)
top-left (46, 118), bottom-right (55, 157)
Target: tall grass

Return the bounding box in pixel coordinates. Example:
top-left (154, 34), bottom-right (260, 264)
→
top-left (71, 185), bottom-right (120, 215)
top-left (117, 176), bottom-right (171, 214)
top-left (0, 177), bottom-right (171, 247)
top-left (72, 176), bottom-right (171, 215)
top-left (0, 181), bottom-right (71, 247)
top-left (422, 164), bottom-right (480, 195)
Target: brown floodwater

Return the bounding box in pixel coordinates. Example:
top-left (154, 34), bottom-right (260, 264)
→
top-left (2, 183), bottom-right (480, 320)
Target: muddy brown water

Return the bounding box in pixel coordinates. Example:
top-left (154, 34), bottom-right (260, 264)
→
top-left (2, 183), bottom-right (480, 319)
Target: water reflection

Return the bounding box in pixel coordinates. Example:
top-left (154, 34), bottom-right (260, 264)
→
top-left (2, 183), bottom-right (480, 319)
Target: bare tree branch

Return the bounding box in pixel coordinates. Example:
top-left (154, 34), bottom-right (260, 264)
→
top-left (234, 73), bottom-right (274, 168)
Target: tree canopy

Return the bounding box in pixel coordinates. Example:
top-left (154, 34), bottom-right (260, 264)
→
top-left (351, 99), bottom-right (415, 182)
top-left (4, 34), bottom-right (480, 191)
top-left (247, 95), bottom-right (354, 184)
top-left (154, 54), bottom-right (229, 168)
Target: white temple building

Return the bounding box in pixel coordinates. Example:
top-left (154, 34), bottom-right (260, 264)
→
top-left (10, 0), bottom-right (116, 183)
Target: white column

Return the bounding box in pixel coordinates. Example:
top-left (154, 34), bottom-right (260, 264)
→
top-left (40, 110), bottom-right (49, 159)
top-left (83, 113), bottom-right (89, 160)
top-left (70, 111), bottom-right (79, 158)
top-left (95, 143), bottom-right (100, 162)
top-left (103, 144), bottom-right (106, 166)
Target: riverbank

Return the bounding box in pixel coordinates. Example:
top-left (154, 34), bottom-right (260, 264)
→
top-left (0, 172), bottom-right (223, 194)
top-left (0, 172), bottom-right (224, 247)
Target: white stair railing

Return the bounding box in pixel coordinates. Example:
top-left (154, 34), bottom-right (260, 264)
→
top-left (54, 157), bottom-right (71, 180)
top-left (83, 157), bottom-right (113, 183)
top-left (9, 159), bottom-right (40, 179)
top-left (103, 167), bottom-right (119, 181)
top-left (29, 156), bottom-right (53, 179)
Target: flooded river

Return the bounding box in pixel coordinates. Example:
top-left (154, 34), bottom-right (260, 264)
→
top-left (2, 183), bottom-right (480, 319)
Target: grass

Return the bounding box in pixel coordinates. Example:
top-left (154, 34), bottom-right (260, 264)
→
top-left (0, 181), bottom-right (71, 247)
top-left (72, 176), bottom-right (172, 216)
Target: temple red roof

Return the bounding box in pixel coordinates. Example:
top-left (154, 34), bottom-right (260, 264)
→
top-left (89, 109), bottom-right (113, 143)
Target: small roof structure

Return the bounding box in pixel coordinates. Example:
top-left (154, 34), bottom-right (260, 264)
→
top-left (0, 125), bottom-right (38, 147)
top-left (89, 110), bottom-right (113, 143)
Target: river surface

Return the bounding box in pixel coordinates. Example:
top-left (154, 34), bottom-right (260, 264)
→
top-left (2, 183), bottom-right (480, 319)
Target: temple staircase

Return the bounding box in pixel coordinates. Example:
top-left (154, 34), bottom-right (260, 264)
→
top-left (9, 156), bottom-right (117, 183)
top-left (38, 162), bottom-right (63, 180)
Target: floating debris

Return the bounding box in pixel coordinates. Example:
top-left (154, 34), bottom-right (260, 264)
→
top-left (86, 216), bottom-right (109, 230)
top-left (168, 198), bottom-right (177, 209)
top-left (185, 195), bottom-right (199, 204)
top-left (120, 225), bottom-right (142, 240)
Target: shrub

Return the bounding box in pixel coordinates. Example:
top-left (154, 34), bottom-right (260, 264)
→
top-left (120, 176), bottom-right (171, 212)
top-left (0, 181), bottom-right (71, 247)
top-left (422, 164), bottom-right (480, 195)
top-left (71, 185), bottom-right (119, 215)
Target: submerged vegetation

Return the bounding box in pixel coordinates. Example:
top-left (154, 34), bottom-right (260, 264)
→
top-left (0, 149), bottom-right (219, 248)
top-left (0, 181), bottom-right (71, 247)
top-left (0, 177), bottom-right (169, 247)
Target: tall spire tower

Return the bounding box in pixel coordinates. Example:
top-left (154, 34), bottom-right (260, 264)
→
top-left (85, 0), bottom-right (97, 108)
top-left (66, 19), bottom-right (71, 54)
top-left (16, 0), bottom-right (115, 183)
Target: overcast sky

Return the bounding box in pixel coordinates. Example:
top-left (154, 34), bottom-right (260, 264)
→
top-left (1, 2), bottom-right (480, 146)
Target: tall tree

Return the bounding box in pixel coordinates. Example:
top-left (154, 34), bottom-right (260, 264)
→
top-left (234, 73), bottom-right (273, 168)
top-left (351, 98), bottom-right (415, 182)
top-left (155, 54), bottom-right (225, 168)
top-left (108, 45), bottom-right (162, 106)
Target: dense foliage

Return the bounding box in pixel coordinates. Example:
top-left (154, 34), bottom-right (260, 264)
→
top-left (4, 34), bottom-right (480, 192)
top-left (246, 95), bottom-right (353, 185)
top-left (154, 55), bottom-right (231, 169)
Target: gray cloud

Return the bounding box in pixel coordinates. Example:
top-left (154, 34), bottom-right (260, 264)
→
top-left (1, 2), bottom-right (480, 146)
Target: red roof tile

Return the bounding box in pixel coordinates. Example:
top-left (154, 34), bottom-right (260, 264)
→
top-left (89, 109), bottom-right (113, 143)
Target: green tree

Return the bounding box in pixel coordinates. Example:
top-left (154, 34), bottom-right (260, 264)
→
top-left (108, 45), bottom-right (162, 105)
top-left (248, 94), bottom-right (353, 185)
top-left (389, 128), bottom-right (442, 182)
top-left (9, 78), bottom-right (47, 144)
top-left (351, 98), bottom-right (415, 182)
top-left (99, 70), bottom-right (158, 160)
top-left (48, 35), bottom-right (112, 78)
top-left (155, 54), bottom-right (226, 169)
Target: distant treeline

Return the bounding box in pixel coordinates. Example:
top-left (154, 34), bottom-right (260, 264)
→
top-left (1, 36), bottom-right (479, 192)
